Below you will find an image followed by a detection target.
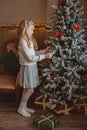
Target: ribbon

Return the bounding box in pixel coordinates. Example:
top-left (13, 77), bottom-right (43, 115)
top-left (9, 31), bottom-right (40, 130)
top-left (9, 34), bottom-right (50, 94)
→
top-left (75, 103), bottom-right (87, 115)
top-left (34, 97), bottom-right (52, 110)
top-left (53, 104), bottom-right (74, 115)
top-left (38, 114), bottom-right (55, 129)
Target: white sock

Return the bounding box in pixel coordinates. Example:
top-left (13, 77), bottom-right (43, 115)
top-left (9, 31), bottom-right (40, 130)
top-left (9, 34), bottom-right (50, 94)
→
top-left (19, 101), bottom-right (26, 108)
top-left (18, 101), bottom-right (31, 117)
top-left (25, 107), bottom-right (35, 113)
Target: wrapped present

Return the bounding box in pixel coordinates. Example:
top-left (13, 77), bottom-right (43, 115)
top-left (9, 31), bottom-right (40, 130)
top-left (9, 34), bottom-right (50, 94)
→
top-left (34, 97), bottom-right (74, 116)
top-left (74, 105), bottom-right (85, 115)
top-left (74, 102), bottom-right (87, 115)
top-left (54, 104), bottom-right (65, 116)
top-left (33, 113), bottom-right (59, 130)
top-left (33, 94), bottom-right (44, 109)
top-left (34, 96), bottom-right (52, 110)
top-left (53, 103), bottom-right (74, 116)
top-left (75, 96), bottom-right (87, 115)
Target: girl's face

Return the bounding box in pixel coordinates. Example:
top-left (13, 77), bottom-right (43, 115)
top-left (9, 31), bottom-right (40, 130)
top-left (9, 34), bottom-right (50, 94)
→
top-left (26, 24), bottom-right (34, 37)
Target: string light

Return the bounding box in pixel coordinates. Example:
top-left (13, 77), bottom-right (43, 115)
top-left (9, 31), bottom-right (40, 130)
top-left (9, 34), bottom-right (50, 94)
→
top-left (0, 24), bottom-right (51, 32)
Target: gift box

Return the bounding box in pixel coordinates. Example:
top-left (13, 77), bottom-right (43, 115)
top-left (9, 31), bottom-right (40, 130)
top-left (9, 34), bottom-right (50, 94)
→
top-left (54, 103), bottom-right (74, 116)
top-left (33, 113), bottom-right (59, 130)
top-left (74, 102), bottom-right (87, 115)
top-left (54, 104), bottom-right (65, 116)
top-left (74, 106), bottom-right (85, 115)
top-left (34, 96), bottom-right (52, 110)
top-left (33, 94), bottom-right (44, 109)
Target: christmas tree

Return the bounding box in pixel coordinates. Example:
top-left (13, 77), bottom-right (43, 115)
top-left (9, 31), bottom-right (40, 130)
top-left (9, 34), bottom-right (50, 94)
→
top-left (37, 0), bottom-right (87, 110)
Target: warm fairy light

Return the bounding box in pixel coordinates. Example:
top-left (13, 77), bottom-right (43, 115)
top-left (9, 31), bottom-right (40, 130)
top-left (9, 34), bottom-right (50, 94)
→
top-left (0, 24), bottom-right (51, 32)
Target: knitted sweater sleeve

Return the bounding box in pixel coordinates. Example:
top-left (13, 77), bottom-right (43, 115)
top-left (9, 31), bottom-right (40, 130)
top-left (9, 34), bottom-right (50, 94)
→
top-left (19, 40), bottom-right (45, 62)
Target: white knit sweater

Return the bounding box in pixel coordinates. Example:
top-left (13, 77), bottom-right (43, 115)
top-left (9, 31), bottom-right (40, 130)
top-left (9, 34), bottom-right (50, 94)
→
top-left (18, 39), bottom-right (46, 66)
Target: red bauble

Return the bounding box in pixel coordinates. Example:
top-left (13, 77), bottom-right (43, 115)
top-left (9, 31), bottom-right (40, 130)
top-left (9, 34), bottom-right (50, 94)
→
top-left (50, 74), bottom-right (57, 80)
top-left (72, 23), bottom-right (81, 32)
top-left (54, 32), bottom-right (63, 39)
top-left (58, 0), bottom-right (65, 8)
top-left (82, 74), bottom-right (87, 80)
top-left (84, 74), bottom-right (87, 79)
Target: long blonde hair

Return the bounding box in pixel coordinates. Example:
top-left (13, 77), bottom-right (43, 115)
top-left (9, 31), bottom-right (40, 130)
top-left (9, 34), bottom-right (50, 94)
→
top-left (17, 19), bottom-right (38, 50)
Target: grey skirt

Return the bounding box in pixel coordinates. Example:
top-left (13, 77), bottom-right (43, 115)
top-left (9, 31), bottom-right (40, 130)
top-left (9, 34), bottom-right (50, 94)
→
top-left (18, 64), bottom-right (39, 88)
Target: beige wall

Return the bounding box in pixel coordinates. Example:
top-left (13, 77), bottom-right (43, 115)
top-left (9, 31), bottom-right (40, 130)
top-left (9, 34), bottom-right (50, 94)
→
top-left (80, 0), bottom-right (87, 25)
top-left (0, 0), bottom-right (47, 24)
top-left (0, 0), bottom-right (87, 24)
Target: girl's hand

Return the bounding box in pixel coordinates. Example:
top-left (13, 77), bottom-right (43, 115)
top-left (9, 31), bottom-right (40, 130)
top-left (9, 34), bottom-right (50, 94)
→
top-left (45, 46), bottom-right (51, 53)
top-left (45, 53), bottom-right (53, 59)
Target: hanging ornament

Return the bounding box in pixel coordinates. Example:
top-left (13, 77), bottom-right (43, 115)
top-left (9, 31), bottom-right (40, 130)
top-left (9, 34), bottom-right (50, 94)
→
top-left (58, 0), bottom-right (65, 8)
top-left (72, 23), bottom-right (81, 32)
top-left (82, 74), bottom-right (87, 80)
top-left (56, 41), bottom-right (60, 45)
top-left (54, 32), bottom-right (64, 40)
top-left (50, 74), bottom-right (57, 80)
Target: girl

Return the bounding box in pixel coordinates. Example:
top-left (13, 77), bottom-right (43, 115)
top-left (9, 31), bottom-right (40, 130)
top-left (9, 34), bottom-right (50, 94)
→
top-left (17, 19), bottom-right (52, 117)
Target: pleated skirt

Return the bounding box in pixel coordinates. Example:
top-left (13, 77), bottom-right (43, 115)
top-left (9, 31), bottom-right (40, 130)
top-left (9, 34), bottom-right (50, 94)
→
top-left (18, 64), bottom-right (39, 88)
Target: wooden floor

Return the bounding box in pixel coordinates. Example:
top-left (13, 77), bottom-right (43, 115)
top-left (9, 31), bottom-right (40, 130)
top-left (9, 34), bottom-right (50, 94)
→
top-left (0, 94), bottom-right (87, 130)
